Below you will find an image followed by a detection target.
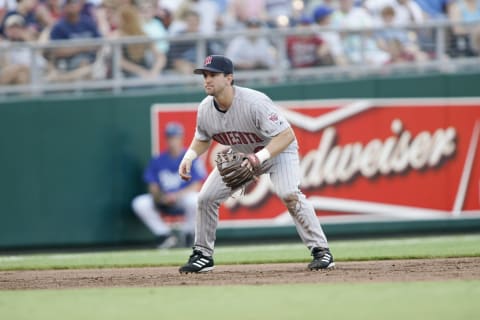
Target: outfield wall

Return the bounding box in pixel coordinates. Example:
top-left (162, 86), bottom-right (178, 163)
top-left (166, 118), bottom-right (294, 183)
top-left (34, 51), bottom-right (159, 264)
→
top-left (1, 73), bottom-right (480, 249)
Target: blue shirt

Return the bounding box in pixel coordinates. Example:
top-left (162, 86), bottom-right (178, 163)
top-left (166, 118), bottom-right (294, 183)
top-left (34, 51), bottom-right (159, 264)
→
top-left (49, 16), bottom-right (101, 69)
top-left (414, 0), bottom-right (453, 18)
top-left (458, 0), bottom-right (480, 23)
top-left (143, 150), bottom-right (206, 193)
top-left (50, 16), bottom-right (101, 40)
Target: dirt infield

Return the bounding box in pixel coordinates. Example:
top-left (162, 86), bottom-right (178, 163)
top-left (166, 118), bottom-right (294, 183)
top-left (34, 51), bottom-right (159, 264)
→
top-left (1, 257), bottom-right (479, 290)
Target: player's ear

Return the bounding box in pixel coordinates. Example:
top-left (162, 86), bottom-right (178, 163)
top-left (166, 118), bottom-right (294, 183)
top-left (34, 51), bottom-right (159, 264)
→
top-left (225, 73), bottom-right (234, 85)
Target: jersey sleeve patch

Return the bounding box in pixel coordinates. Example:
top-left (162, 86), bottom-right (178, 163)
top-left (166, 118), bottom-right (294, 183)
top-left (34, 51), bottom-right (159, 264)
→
top-left (268, 112), bottom-right (282, 125)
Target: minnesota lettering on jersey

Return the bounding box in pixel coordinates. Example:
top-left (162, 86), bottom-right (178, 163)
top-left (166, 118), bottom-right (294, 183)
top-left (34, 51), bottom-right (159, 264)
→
top-left (212, 131), bottom-right (264, 145)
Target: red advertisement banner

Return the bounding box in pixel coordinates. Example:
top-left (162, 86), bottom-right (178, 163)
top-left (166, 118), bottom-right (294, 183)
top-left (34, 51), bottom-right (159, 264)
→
top-left (152, 99), bottom-right (480, 225)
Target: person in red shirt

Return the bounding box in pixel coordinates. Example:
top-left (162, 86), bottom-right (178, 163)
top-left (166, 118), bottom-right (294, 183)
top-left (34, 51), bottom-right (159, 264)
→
top-left (286, 16), bottom-right (324, 68)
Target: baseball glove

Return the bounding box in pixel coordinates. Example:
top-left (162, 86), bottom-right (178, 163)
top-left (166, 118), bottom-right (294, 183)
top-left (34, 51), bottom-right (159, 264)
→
top-left (216, 150), bottom-right (261, 190)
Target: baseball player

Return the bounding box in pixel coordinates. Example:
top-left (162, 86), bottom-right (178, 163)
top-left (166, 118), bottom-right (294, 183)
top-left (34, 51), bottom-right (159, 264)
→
top-left (132, 122), bottom-right (206, 248)
top-left (178, 55), bottom-right (334, 273)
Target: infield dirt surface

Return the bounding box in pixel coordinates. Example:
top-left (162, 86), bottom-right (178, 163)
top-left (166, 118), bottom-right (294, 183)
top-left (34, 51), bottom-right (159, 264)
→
top-left (1, 257), bottom-right (479, 290)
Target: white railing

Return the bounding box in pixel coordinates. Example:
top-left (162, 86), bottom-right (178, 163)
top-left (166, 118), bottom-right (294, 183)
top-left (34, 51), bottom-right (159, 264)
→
top-left (0, 19), bottom-right (478, 97)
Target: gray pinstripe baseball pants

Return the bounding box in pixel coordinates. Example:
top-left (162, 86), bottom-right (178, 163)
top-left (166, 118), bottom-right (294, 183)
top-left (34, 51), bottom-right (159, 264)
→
top-left (194, 151), bottom-right (329, 256)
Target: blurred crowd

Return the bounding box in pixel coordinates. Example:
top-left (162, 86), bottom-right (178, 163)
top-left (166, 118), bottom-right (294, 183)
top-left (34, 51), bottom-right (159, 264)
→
top-left (0, 0), bottom-right (479, 85)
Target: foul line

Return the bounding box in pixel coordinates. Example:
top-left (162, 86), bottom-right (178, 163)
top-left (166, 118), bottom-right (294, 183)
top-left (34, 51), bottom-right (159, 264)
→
top-left (453, 120), bottom-right (480, 215)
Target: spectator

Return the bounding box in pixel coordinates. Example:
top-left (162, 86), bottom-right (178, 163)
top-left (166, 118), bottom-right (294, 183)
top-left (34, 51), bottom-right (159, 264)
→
top-left (388, 1), bottom-right (457, 56)
top-left (80, 0), bottom-right (99, 19)
top-left (449, 0), bottom-right (480, 56)
top-left (1, 0), bottom-right (44, 39)
top-left (412, 0), bottom-right (456, 54)
top-left (451, 0), bottom-right (480, 23)
top-left (225, 19), bottom-right (276, 70)
top-left (46, 0), bottom-right (103, 81)
top-left (173, 0), bottom-right (220, 35)
top-left (95, 0), bottom-right (118, 38)
top-left (331, 0), bottom-right (390, 65)
top-left (0, 14), bottom-right (46, 84)
top-left (39, 0), bottom-right (63, 23)
top-left (375, 5), bottom-right (428, 63)
top-left (226, 0), bottom-right (267, 29)
top-left (312, 5), bottom-right (348, 66)
top-left (95, 0), bottom-right (135, 38)
top-left (168, 10), bottom-right (208, 74)
top-left (131, 122), bottom-right (206, 249)
top-left (34, 0), bottom-right (65, 43)
top-left (2, 11), bottom-right (33, 39)
top-left (286, 16), bottom-right (325, 68)
top-left (138, 0), bottom-right (169, 55)
top-left (391, 0), bottom-right (429, 53)
top-left (363, 0), bottom-right (425, 25)
top-left (155, 6), bottom-right (173, 30)
top-left (110, 4), bottom-right (166, 79)
top-left (35, 0), bottom-right (98, 42)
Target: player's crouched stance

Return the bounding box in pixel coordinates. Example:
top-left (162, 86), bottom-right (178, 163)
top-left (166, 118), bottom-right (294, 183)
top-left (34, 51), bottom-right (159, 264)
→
top-left (178, 55), bottom-right (335, 274)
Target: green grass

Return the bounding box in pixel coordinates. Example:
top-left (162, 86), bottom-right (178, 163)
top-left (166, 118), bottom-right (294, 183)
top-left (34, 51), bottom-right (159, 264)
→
top-left (1, 234), bottom-right (479, 270)
top-left (1, 235), bottom-right (479, 320)
top-left (1, 281), bottom-right (479, 320)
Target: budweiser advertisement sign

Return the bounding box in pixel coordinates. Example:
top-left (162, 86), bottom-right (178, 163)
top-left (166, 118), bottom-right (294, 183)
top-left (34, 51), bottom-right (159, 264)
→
top-left (152, 98), bottom-right (480, 226)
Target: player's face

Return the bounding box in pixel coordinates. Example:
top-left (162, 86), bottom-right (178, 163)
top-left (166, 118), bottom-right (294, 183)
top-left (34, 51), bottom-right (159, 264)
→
top-left (202, 71), bottom-right (232, 96)
top-left (167, 135), bottom-right (184, 155)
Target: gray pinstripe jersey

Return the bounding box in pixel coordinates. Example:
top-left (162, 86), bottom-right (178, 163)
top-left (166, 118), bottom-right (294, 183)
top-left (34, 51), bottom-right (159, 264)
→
top-left (195, 86), bottom-right (298, 154)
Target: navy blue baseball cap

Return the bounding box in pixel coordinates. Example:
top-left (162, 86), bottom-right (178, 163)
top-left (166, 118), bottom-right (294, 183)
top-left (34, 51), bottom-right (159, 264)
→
top-left (165, 122), bottom-right (184, 137)
top-left (194, 55), bottom-right (234, 75)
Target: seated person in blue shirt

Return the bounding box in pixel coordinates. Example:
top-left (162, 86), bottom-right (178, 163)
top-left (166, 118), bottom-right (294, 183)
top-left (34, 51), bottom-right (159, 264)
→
top-left (132, 122), bottom-right (207, 249)
top-left (47, 0), bottom-right (102, 81)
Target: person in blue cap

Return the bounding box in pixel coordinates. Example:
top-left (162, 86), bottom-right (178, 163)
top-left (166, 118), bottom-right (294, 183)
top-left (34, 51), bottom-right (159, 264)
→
top-left (313, 5), bottom-right (349, 66)
top-left (131, 122), bottom-right (207, 249)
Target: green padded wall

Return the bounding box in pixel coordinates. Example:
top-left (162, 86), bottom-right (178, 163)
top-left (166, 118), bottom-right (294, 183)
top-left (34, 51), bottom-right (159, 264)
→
top-left (0, 72), bottom-right (479, 249)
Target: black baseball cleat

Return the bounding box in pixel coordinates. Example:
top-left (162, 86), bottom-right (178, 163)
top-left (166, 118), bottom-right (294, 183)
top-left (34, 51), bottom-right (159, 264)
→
top-left (308, 247), bottom-right (335, 270)
top-left (179, 250), bottom-right (214, 273)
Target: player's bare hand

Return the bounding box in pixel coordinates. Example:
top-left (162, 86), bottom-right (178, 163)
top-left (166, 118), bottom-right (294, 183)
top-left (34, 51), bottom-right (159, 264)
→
top-left (241, 154), bottom-right (261, 173)
top-left (179, 159), bottom-right (192, 181)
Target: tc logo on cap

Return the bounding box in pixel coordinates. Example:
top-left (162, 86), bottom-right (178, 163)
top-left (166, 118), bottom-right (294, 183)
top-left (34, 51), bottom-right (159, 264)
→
top-left (204, 56), bottom-right (213, 66)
